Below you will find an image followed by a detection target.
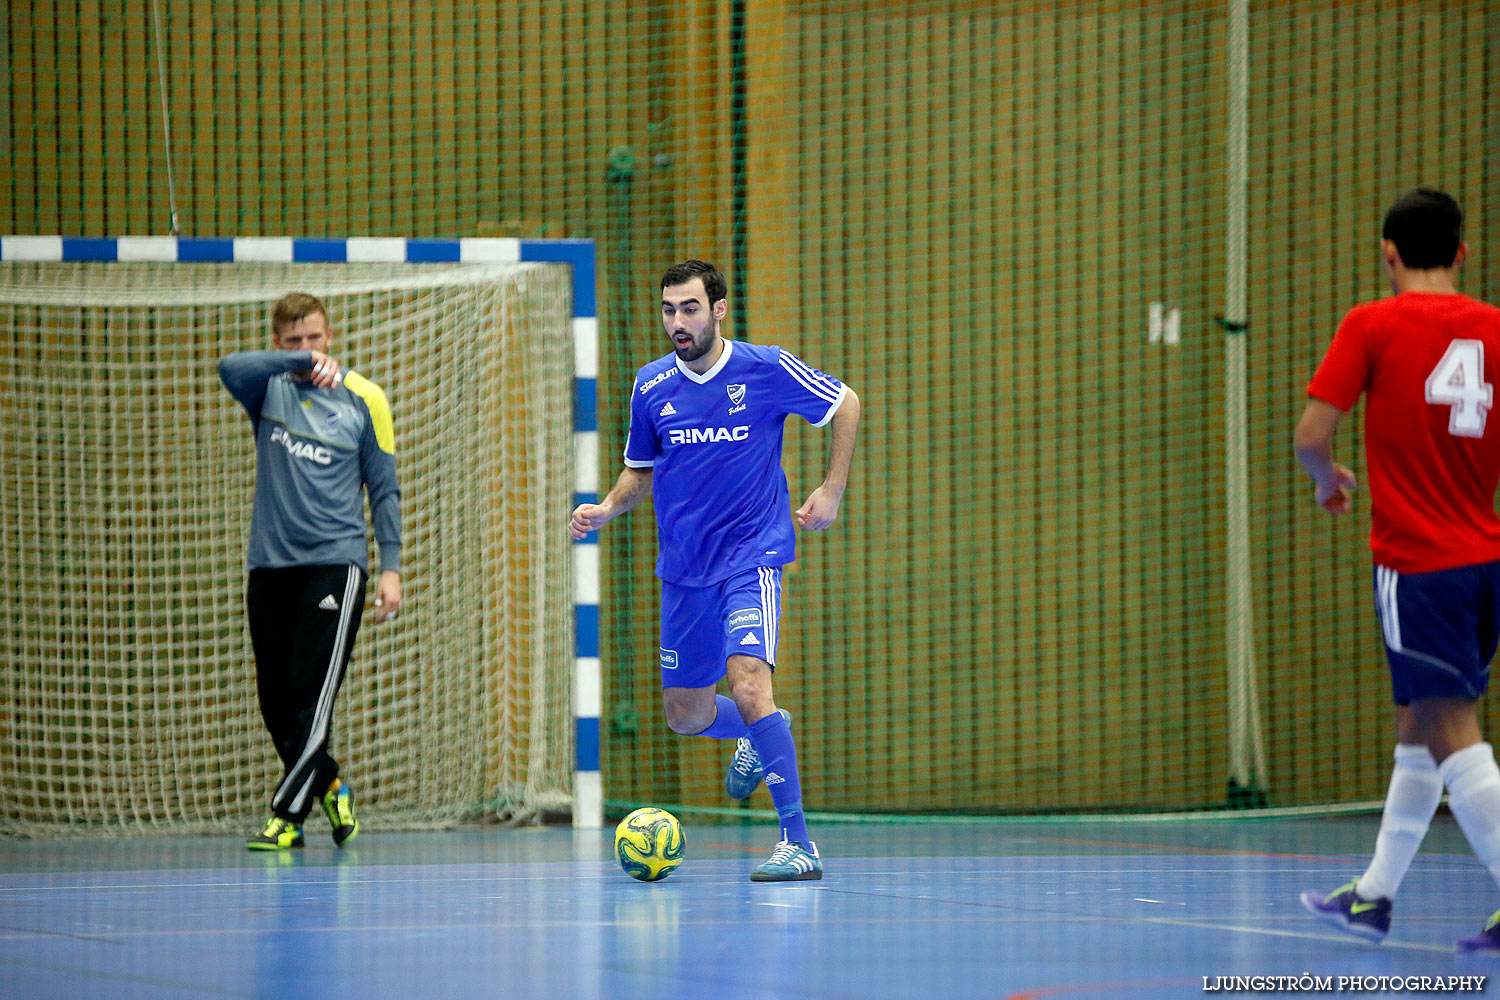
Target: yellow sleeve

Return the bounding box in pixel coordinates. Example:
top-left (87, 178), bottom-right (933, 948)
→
top-left (344, 371), bottom-right (395, 455)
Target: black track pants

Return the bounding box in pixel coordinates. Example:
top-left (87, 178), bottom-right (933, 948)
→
top-left (247, 564), bottom-right (367, 823)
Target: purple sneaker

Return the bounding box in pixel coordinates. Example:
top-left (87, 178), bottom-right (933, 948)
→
top-left (1300, 880), bottom-right (1390, 943)
top-left (1458, 909), bottom-right (1500, 953)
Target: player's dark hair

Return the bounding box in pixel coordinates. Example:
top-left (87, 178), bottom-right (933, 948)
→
top-left (272, 291), bottom-right (328, 332)
top-left (661, 260), bottom-right (727, 305)
top-left (1382, 188), bottom-right (1464, 270)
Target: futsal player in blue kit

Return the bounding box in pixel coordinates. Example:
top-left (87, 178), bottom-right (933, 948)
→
top-left (570, 260), bottom-right (861, 881)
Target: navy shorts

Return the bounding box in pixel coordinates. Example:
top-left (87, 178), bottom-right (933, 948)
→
top-left (659, 567), bottom-right (782, 689)
top-left (1374, 561), bottom-right (1500, 705)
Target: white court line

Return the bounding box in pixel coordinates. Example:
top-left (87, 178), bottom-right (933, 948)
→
top-left (0, 910), bottom-right (1466, 952)
top-left (1131, 914), bottom-right (1458, 955)
top-left (2, 861), bottom-right (1489, 894)
top-left (0, 869), bottom-right (617, 893)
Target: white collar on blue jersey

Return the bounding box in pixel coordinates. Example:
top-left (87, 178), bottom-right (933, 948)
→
top-left (676, 336), bottom-right (735, 384)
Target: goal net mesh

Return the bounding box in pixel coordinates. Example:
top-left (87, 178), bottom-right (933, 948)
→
top-left (0, 260), bottom-right (575, 836)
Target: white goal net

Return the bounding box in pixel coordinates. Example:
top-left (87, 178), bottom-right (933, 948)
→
top-left (0, 261), bottom-right (575, 835)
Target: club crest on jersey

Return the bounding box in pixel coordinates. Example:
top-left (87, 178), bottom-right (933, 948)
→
top-left (727, 383), bottom-right (747, 413)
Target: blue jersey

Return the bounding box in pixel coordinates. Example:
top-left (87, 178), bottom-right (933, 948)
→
top-left (624, 339), bottom-right (847, 586)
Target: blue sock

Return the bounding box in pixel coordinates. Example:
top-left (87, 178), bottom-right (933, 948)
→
top-left (696, 695), bottom-right (749, 739)
top-left (749, 711), bottom-right (809, 847)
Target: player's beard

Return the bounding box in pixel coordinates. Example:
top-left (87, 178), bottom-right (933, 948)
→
top-left (673, 325), bottom-right (719, 364)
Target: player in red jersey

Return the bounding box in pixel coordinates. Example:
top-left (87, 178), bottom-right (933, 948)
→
top-left (1296, 188), bottom-right (1500, 951)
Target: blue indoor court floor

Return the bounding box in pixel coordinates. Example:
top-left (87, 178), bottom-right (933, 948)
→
top-left (3, 815), bottom-right (1498, 1000)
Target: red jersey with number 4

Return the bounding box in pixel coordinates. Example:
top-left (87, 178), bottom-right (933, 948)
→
top-left (1307, 291), bottom-right (1500, 573)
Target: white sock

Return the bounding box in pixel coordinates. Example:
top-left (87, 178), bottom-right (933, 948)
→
top-left (1356, 744), bottom-right (1440, 899)
top-left (1440, 742), bottom-right (1500, 889)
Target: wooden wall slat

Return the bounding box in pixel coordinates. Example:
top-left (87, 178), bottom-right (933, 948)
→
top-left (208, 2), bottom-right (238, 235)
top-left (253, 0), bottom-right (283, 231)
top-left (294, 0), bottom-right (326, 236)
top-left (405, 1), bottom-right (434, 236)
top-left (25, 3), bottom-right (55, 234)
top-left (230, 0), bottom-right (258, 234)
top-left (188, 0), bottom-right (215, 235)
top-left (120, 1), bottom-right (151, 232)
top-left (79, 3), bottom-right (109, 235)
top-left (0, 9), bottom-right (13, 233)
top-left (54, 1), bottom-right (82, 235)
top-left (318, 0), bottom-right (349, 235)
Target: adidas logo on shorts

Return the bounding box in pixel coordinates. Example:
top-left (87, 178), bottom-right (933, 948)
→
top-left (318, 595), bottom-right (339, 611)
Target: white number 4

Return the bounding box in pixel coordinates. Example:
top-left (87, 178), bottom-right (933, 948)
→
top-left (1426, 340), bottom-right (1494, 438)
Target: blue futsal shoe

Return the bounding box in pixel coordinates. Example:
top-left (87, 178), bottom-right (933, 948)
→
top-left (750, 839), bottom-right (823, 882)
top-left (1457, 909), bottom-right (1500, 953)
top-left (726, 709), bottom-right (791, 800)
top-left (1299, 880), bottom-right (1390, 943)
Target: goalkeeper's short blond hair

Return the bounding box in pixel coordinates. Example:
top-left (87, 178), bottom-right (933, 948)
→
top-left (272, 291), bottom-right (328, 333)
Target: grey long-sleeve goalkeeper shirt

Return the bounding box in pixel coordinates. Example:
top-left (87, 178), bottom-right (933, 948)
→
top-left (219, 350), bottom-right (402, 574)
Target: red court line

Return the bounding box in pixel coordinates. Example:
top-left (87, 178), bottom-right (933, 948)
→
top-left (698, 841), bottom-right (777, 855)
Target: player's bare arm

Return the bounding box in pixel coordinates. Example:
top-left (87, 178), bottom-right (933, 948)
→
top-left (796, 387), bottom-right (861, 531)
top-left (1294, 397), bottom-right (1357, 514)
top-left (570, 466), bottom-right (653, 539)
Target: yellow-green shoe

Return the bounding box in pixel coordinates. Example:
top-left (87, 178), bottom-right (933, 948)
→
top-left (321, 782), bottom-right (359, 847)
top-left (246, 815), bottom-right (304, 851)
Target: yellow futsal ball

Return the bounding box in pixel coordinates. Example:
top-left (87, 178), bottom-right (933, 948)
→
top-left (614, 807), bottom-right (685, 882)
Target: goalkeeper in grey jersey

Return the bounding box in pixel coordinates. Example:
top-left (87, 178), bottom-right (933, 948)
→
top-left (219, 292), bottom-right (403, 851)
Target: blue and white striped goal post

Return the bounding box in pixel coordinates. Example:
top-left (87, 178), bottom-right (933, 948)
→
top-left (0, 234), bottom-right (604, 829)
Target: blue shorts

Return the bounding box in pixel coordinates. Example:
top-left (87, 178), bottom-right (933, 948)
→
top-left (659, 567), bottom-right (782, 689)
top-left (1374, 561), bottom-right (1500, 704)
